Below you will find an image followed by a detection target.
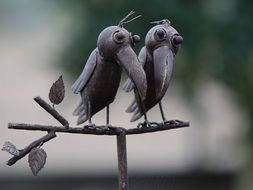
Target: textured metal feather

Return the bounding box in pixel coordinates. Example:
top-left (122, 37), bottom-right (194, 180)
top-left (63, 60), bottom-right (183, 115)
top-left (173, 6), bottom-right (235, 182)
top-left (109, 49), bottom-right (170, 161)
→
top-left (71, 49), bottom-right (97, 94)
top-left (49, 76), bottom-right (65, 105)
top-left (73, 100), bottom-right (85, 116)
top-left (28, 147), bottom-right (47, 176)
top-left (122, 78), bottom-right (134, 92)
top-left (77, 114), bottom-right (88, 125)
top-left (2, 141), bottom-right (20, 156)
top-left (131, 108), bottom-right (142, 122)
top-left (126, 99), bottom-right (137, 113)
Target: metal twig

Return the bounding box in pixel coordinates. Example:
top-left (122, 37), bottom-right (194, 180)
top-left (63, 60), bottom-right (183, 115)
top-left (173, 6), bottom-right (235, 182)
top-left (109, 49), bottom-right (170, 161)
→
top-left (34, 96), bottom-right (69, 127)
top-left (7, 131), bottom-right (56, 166)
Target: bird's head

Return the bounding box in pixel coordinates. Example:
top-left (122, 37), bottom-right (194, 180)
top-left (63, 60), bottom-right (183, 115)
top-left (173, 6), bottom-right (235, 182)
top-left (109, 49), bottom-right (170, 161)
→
top-left (145, 19), bottom-right (183, 100)
top-left (97, 24), bottom-right (146, 101)
top-left (145, 19), bottom-right (183, 55)
top-left (97, 25), bottom-right (140, 59)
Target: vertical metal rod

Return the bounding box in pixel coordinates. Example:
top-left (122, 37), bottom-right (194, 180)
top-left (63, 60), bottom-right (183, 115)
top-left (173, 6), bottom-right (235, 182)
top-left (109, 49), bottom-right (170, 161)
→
top-left (117, 132), bottom-right (128, 190)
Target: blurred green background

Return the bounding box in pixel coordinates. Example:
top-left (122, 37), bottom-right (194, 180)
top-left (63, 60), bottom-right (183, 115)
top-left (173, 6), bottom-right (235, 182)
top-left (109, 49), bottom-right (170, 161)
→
top-left (0, 0), bottom-right (252, 189)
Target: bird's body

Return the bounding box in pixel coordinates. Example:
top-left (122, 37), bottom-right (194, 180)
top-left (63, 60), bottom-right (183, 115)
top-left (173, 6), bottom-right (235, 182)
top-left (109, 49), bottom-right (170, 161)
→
top-left (72, 25), bottom-right (147, 125)
top-left (123, 20), bottom-right (183, 122)
top-left (84, 56), bottom-right (121, 117)
top-left (73, 48), bottom-right (122, 123)
top-left (140, 46), bottom-right (174, 112)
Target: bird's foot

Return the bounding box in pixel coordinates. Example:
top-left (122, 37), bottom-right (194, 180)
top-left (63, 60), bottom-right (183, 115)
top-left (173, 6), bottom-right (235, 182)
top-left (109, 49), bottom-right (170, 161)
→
top-left (96, 125), bottom-right (110, 130)
top-left (105, 124), bottom-right (118, 131)
top-left (95, 124), bottom-right (114, 131)
top-left (175, 119), bottom-right (184, 123)
top-left (137, 120), bottom-right (151, 128)
top-left (94, 124), bottom-right (118, 131)
top-left (161, 119), bottom-right (169, 125)
top-left (163, 120), bottom-right (184, 125)
top-left (84, 123), bottom-right (96, 129)
top-left (84, 123), bottom-right (118, 131)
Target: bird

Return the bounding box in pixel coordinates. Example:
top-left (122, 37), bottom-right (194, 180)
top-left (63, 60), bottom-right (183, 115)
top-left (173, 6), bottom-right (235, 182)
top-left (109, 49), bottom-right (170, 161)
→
top-left (71, 12), bottom-right (147, 127)
top-left (122, 19), bottom-right (183, 123)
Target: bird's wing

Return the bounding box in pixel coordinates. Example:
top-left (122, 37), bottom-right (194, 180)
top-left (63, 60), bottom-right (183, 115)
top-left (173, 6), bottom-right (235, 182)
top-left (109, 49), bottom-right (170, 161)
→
top-left (122, 47), bottom-right (147, 92)
top-left (71, 48), bottom-right (98, 93)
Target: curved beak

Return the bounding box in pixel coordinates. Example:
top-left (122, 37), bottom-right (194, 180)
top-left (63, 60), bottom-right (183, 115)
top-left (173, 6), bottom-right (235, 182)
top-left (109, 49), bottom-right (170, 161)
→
top-left (116, 45), bottom-right (147, 101)
top-left (153, 45), bottom-right (174, 100)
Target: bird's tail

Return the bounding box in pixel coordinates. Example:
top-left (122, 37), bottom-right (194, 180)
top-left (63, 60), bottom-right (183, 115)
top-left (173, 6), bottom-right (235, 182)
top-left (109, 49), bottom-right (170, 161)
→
top-left (122, 78), bottom-right (134, 92)
top-left (125, 99), bottom-right (143, 122)
top-left (73, 100), bottom-right (88, 125)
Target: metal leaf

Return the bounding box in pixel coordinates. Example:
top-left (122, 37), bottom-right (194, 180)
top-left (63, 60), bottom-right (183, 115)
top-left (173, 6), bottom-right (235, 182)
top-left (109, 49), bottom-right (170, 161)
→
top-left (28, 147), bottom-right (47, 176)
top-left (49, 75), bottom-right (65, 105)
top-left (2, 141), bottom-right (20, 156)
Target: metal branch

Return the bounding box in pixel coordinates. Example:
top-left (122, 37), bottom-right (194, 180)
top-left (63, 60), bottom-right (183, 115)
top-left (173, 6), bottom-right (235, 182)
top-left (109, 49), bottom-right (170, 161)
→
top-left (34, 96), bottom-right (69, 127)
top-left (8, 121), bottom-right (189, 136)
top-left (126, 121), bottom-right (190, 135)
top-left (7, 131), bottom-right (56, 166)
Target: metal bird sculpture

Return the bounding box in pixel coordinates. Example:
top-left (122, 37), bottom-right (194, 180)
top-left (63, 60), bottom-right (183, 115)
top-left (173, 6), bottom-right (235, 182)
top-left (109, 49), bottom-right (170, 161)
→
top-left (122, 19), bottom-right (183, 123)
top-left (71, 11), bottom-right (147, 126)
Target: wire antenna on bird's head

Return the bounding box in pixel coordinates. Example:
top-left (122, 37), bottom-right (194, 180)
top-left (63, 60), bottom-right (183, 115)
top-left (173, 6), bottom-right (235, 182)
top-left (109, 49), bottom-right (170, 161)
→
top-left (150, 19), bottom-right (171, 26)
top-left (118, 11), bottom-right (141, 27)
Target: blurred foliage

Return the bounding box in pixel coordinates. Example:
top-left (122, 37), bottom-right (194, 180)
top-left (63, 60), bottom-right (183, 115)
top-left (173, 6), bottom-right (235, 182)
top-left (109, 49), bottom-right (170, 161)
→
top-left (57, 0), bottom-right (253, 168)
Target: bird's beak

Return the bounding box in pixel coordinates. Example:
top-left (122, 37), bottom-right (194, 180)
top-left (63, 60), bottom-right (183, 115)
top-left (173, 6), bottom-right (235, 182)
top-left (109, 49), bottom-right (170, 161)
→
top-left (116, 45), bottom-right (147, 101)
top-left (153, 45), bottom-right (174, 100)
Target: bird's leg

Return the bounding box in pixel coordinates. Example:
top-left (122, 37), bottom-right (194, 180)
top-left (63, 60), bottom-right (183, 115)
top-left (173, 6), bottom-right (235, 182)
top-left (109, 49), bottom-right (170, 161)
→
top-left (85, 102), bottom-right (96, 129)
top-left (85, 105), bottom-right (113, 130)
top-left (143, 105), bottom-right (150, 127)
top-left (88, 117), bottom-right (95, 127)
top-left (106, 105), bottom-right (113, 128)
top-left (158, 101), bottom-right (176, 125)
top-left (137, 101), bottom-right (151, 128)
top-left (158, 101), bottom-right (183, 125)
top-left (159, 101), bottom-right (166, 122)
top-left (106, 104), bottom-right (110, 125)
top-left (89, 105), bottom-right (114, 131)
top-left (105, 105), bottom-right (117, 131)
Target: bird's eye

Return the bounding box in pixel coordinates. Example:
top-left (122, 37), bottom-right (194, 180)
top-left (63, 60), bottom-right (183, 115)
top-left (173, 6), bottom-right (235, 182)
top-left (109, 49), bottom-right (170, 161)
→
top-left (132, 35), bottom-right (140, 44)
top-left (113, 31), bottom-right (126, 44)
top-left (171, 34), bottom-right (183, 46)
top-left (154, 28), bottom-right (167, 42)
top-left (130, 33), bottom-right (141, 46)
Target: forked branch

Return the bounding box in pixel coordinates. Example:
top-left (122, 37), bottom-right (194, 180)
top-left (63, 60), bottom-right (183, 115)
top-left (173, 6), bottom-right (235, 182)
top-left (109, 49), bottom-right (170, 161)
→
top-left (5, 95), bottom-right (189, 166)
top-left (7, 131), bottom-right (56, 166)
top-left (5, 95), bottom-right (189, 167)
